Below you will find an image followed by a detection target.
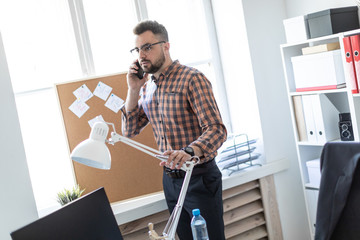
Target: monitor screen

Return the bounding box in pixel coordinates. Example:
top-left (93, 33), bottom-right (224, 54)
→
top-left (11, 187), bottom-right (123, 240)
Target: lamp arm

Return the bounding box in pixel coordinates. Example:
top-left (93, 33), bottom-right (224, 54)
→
top-left (148, 158), bottom-right (199, 240)
top-left (104, 122), bottom-right (161, 154)
top-left (109, 132), bottom-right (162, 155)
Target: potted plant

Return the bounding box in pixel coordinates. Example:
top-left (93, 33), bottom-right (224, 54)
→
top-left (56, 184), bottom-right (85, 206)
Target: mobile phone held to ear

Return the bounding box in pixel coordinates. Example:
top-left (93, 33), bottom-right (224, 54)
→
top-left (135, 62), bottom-right (144, 79)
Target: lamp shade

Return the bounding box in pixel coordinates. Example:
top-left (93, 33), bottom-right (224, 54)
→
top-left (70, 122), bottom-right (111, 170)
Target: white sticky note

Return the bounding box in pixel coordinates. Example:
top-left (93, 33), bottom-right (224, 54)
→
top-left (69, 100), bottom-right (90, 118)
top-left (93, 81), bottom-right (112, 101)
top-left (88, 115), bottom-right (105, 128)
top-left (105, 93), bottom-right (124, 113)
top-left (73, 84), bottom-right (93, 102)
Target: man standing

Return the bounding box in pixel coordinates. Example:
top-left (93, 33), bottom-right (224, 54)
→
top-left (121, 20), bottom-right (227, 239)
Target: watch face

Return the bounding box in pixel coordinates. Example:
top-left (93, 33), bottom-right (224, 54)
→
top-left (185, 147), bottom-right (194, 156)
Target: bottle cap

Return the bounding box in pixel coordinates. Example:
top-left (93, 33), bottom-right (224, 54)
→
top-left (192, 208), bottom-right (200, 216)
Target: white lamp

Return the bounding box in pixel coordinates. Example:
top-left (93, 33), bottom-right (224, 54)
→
top-left (71, 121), bottom-right (169, 169)
top-left (71, 122), bottom-right (111, 169)
top-left (70, 121), bottom-right (198, 240)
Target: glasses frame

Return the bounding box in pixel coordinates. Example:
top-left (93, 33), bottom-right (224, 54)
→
top-left (130, 41), bottom-right (166, 57)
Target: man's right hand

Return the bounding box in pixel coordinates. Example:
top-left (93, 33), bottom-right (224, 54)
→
top-left (124, 60), bottom-right (148, 112)
top-left (127, 60), bottom-right (148, 92)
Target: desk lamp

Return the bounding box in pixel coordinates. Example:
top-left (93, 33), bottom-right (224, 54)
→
top-left (70, 121), bottom-right (198, 240)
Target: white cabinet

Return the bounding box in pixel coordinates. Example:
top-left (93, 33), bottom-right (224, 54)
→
top-left (280, 30), bottom-right (360, 238)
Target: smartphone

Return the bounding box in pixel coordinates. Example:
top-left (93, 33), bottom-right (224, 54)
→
top-left (135, 62), bottom-right (144, 79)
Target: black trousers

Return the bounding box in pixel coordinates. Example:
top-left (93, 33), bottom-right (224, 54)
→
top-left (163, 162), bottom-right (225, 240)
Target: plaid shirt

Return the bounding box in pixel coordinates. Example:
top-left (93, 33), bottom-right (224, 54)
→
top-left (121, 60), bottom-right (227, 162)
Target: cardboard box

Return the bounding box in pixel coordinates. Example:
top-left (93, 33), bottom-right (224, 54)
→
top-left (301, 42), bottom-right (340, 55)
top-left (306, 159), bottom-right (321, 186)
top-left (307, 6), bottom-right (359, 38)
top-left (291, 49), bottom-right (345, 92)
top-left (283, 15), bottom-right (310, 43)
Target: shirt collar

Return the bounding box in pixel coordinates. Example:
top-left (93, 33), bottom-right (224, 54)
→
top-left (151, 60), bottom-right (180, 83)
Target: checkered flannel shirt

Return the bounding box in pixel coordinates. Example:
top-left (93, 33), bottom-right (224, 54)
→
top-left (121, 60), bottom-right (227, 162)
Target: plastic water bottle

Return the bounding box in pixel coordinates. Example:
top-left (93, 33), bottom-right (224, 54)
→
top-left (191, 209), bottom-right (209, 240)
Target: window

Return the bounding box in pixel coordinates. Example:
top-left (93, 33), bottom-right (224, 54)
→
top-left (0, 0), bottom-right (261, 213)
top-left (82, 0), bottom-right (138, 75)
top-left (0, 0), bottom-right (82, 211)
top-left (15, 90), bottom-right (74, 209)
top-left (0, 0), bottom-right (82, 93)
top-left (146, 0), bottom-right (211, 64)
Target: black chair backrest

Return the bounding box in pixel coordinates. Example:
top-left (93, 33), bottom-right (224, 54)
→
top-left (11, 187), bottom-right (123, 240)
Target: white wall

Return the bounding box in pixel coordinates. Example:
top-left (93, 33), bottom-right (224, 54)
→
top-left (241, 0), bottom-right (310, 238)
top-left (212, 0), bottom-right (310, 239)
top-left (0, 32), bottom-right (38, 240)
top-left (285, 0), bottom-right (356, 18)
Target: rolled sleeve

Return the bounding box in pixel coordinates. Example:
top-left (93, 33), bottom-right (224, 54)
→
top-left (188, 73), bottom-right (227, 161)
top-left (120, 104), bottom-right (149, 138)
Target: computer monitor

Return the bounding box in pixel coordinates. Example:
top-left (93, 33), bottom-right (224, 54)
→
top-left (11, 187), bottom-right (123, 240)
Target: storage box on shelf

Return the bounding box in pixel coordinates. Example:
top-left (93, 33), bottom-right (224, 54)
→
top-left (307, 6), bottom-right (359, 38)
top-left (306, 159), bottom-right (321, 187)
top-left (301, 42), bottom-right (340, 55)
top-left (291, 50), bottom-right (345, 92)
top-left (283, 15), bottom-right (310, 43)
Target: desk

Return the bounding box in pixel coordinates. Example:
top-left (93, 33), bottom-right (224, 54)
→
top-left (112, 158), bottom-right (289, 239)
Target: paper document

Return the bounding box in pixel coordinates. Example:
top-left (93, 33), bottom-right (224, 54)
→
top-left (73, 84), bottom-right (93, 102)
top-left (94, 81), bottom-right (113, 101)
top-left (105, 93), bottom-right (124, 113)
top-left (69, 99), bottom-right (89, 118)
top-left (88, 115), bottom-right (105, 128)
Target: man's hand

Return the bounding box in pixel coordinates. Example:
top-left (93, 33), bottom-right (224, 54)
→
top-left (127, 60), bottom-right (148, 91)
top-left (125, 60), bottom-right (148, 112)
top-left (160, 150), bottom-right (192, 169)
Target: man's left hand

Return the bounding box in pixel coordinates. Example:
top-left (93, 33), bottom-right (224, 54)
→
top-left (160, 150), bottom-right (191, 169)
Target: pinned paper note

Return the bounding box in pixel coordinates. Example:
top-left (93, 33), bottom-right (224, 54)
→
top-left (88, 115), bottom-right (105, 128)
top-left (94, 81), bottom-right (112, 101)
top-left (69, 99), bottom-right (90, 118)
top-left (73, 84), bottom-right (93, 102)
top-left (105, 93), bottom-right (124, 113)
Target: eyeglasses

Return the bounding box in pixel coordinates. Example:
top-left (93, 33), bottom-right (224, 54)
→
top-left (130, 41), bottom-right (166, 58)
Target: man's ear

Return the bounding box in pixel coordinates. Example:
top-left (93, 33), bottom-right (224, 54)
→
top-left (164, 42), bottom-right (170, 51)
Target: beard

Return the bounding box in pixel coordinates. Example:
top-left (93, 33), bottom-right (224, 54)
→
top-left (143, 51), bottom-right (166, 74)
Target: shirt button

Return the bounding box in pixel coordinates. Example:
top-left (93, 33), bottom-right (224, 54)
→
top-left (161, 137), bottom-right (164, 140)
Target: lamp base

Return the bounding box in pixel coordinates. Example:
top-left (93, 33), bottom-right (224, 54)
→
top-left (148, 223), bottom-right (171, 240)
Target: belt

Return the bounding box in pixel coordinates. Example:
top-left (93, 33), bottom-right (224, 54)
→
top-left (164, 159), bottom-right (216, 179)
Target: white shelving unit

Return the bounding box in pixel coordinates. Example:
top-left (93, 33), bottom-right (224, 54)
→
top-left (280, 29), bottom-right (360, 237)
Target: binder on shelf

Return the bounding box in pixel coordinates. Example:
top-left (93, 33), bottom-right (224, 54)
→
top-left (292, 96), bottom-right (308, 142)
top-left (302, 94), bottom-right (340, 144)
top-left (343, 36), bottom-right (359, 94)
top-left (302, 95), bottom-right (318, 143)
top-left (311, 94), bottom-right (339, 143)
top-left (350, 34), bottom-right (360, 94)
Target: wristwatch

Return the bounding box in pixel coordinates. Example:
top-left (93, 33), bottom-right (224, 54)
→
top-left (181, 146), bottom-right (195, 156)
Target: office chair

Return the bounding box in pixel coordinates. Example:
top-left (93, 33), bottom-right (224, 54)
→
top-left (315, 142), bottom-right (360, 240)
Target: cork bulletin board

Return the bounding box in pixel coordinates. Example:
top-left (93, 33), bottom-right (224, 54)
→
top-left (55, 73), bottom-right (163, 203)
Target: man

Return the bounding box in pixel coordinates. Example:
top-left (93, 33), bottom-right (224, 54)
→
top-left (121, 20), bottom-right (227, 239)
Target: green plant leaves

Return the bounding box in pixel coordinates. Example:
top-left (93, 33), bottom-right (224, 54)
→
top-left (56, 184), bottom-right (85, 206)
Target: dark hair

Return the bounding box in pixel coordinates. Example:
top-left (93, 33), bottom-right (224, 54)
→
top-left (133, 20), bottom-right (169, 42)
